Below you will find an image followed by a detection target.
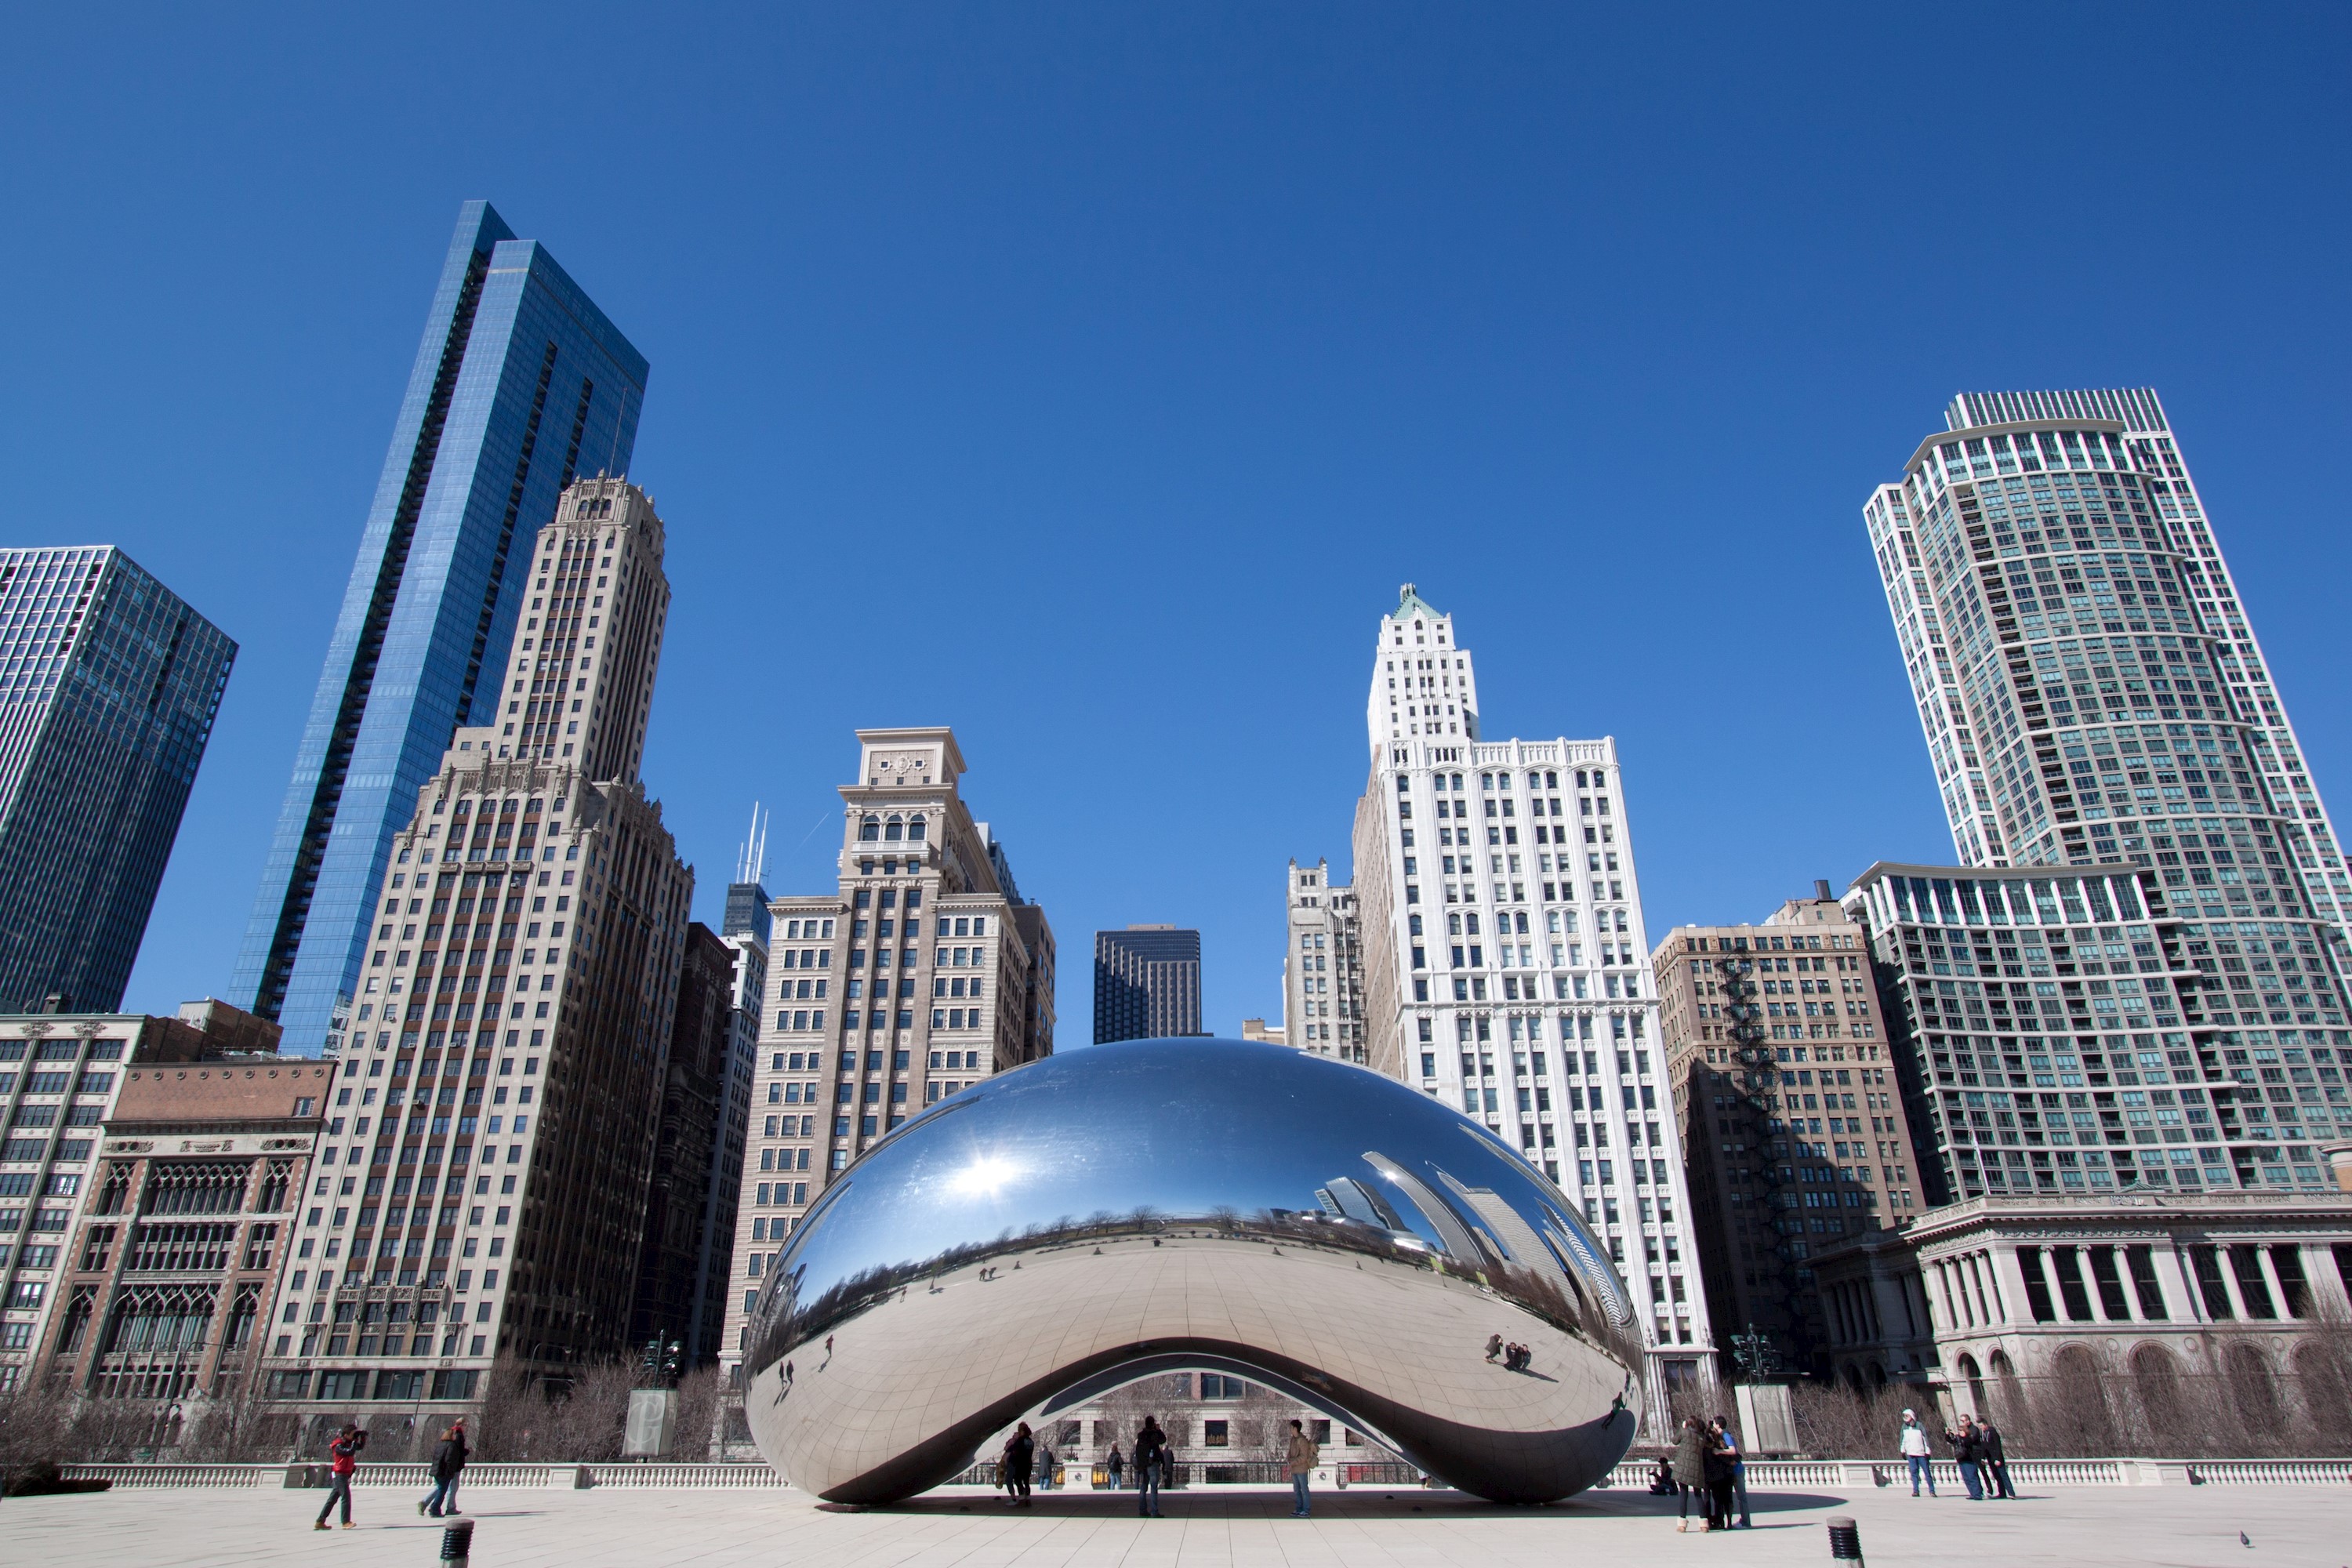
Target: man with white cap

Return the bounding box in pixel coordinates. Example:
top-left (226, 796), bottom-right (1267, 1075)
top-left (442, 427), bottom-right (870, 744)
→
top-left (1898, 1409), bottom-right (1936, 1497)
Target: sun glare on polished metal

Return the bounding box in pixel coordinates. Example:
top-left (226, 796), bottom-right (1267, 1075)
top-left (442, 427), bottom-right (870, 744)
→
top-left (743, 1038), bottom-right (1642, 1504)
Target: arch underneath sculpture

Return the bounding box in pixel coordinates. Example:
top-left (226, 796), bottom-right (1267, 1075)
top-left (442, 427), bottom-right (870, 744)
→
top-left (1040, 1351), bottom-right (1402, 1457)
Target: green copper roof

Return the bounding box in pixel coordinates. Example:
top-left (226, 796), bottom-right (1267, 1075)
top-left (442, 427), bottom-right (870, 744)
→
top-left (1388, 582), bottom-right (1443, 622)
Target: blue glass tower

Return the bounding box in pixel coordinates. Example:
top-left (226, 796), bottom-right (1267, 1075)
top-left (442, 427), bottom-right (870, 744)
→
top-left (0, 546), bottom-right (234, 1012)
top-left (236, 201), bottom-right (648, 1053)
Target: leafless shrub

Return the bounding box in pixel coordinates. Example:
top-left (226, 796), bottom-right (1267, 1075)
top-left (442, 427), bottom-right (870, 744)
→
top-left (532, 1360), bottom-right (636, 1461)
top-left (670, 1365), bottom-right (724, 1462)
top-left (1780, 1333), bottom-right (2352, 1461)
top-left (466, 1353), bottom-right (539, 1461)
top-left (0, 1381), bottom-right (73, 1482)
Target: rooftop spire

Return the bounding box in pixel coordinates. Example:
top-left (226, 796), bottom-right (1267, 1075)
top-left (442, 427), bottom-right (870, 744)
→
top-left (1391, 582), bottom-right (1442, 621)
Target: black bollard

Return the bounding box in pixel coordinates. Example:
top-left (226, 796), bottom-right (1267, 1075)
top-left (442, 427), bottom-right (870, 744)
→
top-left (440, 1518), bottom-right (475, 1566)
top-left (1826, 1515), bottom-right (1864, 1567)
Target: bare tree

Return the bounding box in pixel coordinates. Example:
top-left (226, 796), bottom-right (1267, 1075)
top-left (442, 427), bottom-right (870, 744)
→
top-left (467, 1353), bottom-right (539, 1461)
top-left (0, 1381), bottom-right (72, 1485)
top-left (531, 1360), bottom-right (634, 1461)
top-left (670, 1365), bottom-right (724, 1463)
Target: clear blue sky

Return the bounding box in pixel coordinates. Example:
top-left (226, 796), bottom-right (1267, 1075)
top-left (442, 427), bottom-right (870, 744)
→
top-left (7, 5), bottom-right (2349, 1039)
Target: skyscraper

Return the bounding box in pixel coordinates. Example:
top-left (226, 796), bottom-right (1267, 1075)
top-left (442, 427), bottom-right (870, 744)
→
top-left (1283, 859), bottom-right (1363, 1061)
top-left (0, 546), bottom-right (234, 1013)
top-left (1864, 390), bottom-right (2350, 949)
top-left (717, 727), bottom-right (1051, 1397)
top-left (630, 921), bottom-right (743, 1367)
top-left (238, 201), bottom-right (647, 1054)
top-left (1348, 585), bottom-right (1715, 1419)
top-left (259, 477), bottom-right (692, 1410)
top-left (1651, 887), bottom-right (1919, 1377)
top-left (1845, 858), bottom-right (2350, 1196)
top-left (1093, 925), bottom-right (1202, 1043)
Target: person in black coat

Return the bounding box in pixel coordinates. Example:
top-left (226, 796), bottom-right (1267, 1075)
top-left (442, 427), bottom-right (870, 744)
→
top-left (1001, 1422), bottom-right (1036, 1507)
top-left (417, 1418), bottom-right (468, 1519)
top-left (1132, 1416), bottom-right (1168, 1518)
top-left (1944, 1417), bottom-right (1987, 1500)
top-left (1977, 1417), bottom-right (2016, 1499)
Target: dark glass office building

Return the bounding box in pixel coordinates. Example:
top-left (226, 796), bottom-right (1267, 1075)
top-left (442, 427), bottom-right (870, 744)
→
top-left (0, 546), bottom-right (234, 1011)
top-left (1093, 925), bottom-right (1203, 1043)
top-left (235, 201), bottom-right (648, 1054)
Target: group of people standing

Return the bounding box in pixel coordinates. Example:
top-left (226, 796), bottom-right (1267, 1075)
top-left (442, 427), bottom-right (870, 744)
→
top-left (1896, 1408), bottom-right (2016, 1499)
top-left (1013, 1414), bottom-right (1321, 1519)
top-left (1666, 1416), bottom-right (1749, 1531)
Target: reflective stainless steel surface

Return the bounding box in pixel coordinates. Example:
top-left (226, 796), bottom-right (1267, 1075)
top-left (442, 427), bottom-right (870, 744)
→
top-left (744, 1038), bottom-right (1642, 1504)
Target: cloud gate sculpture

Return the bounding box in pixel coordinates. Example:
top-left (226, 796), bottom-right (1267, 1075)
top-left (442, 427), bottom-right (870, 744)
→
top-left (742, 1037), bottom-right (1642, 1504)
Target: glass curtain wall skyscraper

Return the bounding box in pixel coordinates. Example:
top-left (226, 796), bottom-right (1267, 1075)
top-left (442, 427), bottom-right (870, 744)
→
top-left (237, 201), bottom-right (648, 1054)
top-left (1864, 390), bottom-right (2350, 954)
top-left (0, 546), bottom-right (234, 1012)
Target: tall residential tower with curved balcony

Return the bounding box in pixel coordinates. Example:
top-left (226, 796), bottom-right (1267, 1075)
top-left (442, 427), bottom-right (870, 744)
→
top-left (1864, 389), bottom-right (2350, 953)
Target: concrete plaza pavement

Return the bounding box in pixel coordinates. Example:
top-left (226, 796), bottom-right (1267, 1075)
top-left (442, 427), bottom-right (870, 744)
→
top-left (5, 1477), bottom-right (2339, 1567)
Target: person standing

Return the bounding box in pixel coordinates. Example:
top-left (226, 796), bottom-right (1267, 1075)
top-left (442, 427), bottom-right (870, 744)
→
top-left (1133, 1416), bottom-right (1167, 1518)
top-left (1001, 1422), bottom-right (1036, 1507)
top-left (1710, 1416), bottom-right (1751, 1528)
top-left (1945, 1416), bottom-right (1984, 1501)
top-left (1671, 1416), bottom-right (1711, 1531)
top-left (1898, 1409), bottom-right (1936, 1497)
top-left (1977, 1417), bottom-right (2016, 1499)
top-left (311, 1425), bottom-right (366, 1530)
top-left (1484, 1334), bottom-right (1503, 1363)
top-left (1105, 1443), bottom-right (1125, 1491)
top-left (1702, 1424), bottom-right (1734, 1530)
top-left (1038, 1440), bottom-right (1057, 1493)
top-left (1284, 1419), bottom-right (1320, 1519)
top-left (418, 1418), bottom-right (468, 1518)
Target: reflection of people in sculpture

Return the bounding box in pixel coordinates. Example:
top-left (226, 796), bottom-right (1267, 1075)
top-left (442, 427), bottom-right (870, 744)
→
top-left (1105, 1443), bottom-right (1124, 1490)
top-left (1484, 1334), bottom-right (1503, 1363)
top-left (1132, 1417), bottom-right (1168, 1518)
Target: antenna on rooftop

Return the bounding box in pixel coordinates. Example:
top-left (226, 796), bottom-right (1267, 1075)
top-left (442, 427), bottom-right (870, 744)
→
top-left (736, 802), bottom-right (768, 885)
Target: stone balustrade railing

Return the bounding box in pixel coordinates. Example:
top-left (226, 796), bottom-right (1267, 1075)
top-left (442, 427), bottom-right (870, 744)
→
top-left (54, 1457), bottom-right (2352, 1492)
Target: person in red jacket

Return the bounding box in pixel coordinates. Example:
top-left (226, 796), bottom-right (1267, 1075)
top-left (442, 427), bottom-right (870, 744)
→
top-left (313, 1425), bottom-right (367, 1530)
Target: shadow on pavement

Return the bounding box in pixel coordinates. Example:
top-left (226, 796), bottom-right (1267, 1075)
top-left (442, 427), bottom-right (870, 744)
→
top-left (846, 1490), bottom-right (1852, 1519)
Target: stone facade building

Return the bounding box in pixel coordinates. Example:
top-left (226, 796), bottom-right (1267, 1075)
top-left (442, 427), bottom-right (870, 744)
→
top-left (256, 477), bottom-right (695, 1422)
top-left (38, 1054), bottom-right (331, 1412)
top-left (2, 1004), bottom-right (280, 1392)
top-left (1810, 1190), bottom-right (2352, 1427)
top-left (1653, 887), bottom-right (1922, 1378)
top-left (1283, 859), bottom-right (1363, 1062)
top-left (716, 727), bottom-right (1053, 1393)
top-left (1348, 585), bottom-right (1715, 1417)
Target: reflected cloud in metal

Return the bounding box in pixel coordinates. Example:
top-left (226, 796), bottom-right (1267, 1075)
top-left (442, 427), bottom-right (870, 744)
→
top-left (744, 1038), bottom-right (1642, 1504)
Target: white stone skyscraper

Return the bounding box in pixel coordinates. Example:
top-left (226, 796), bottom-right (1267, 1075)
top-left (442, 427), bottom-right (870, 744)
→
top-left (1864, 390), bottom-right (2352, 959)
top-left (1349, 586), bottom-right (1714, 1416)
